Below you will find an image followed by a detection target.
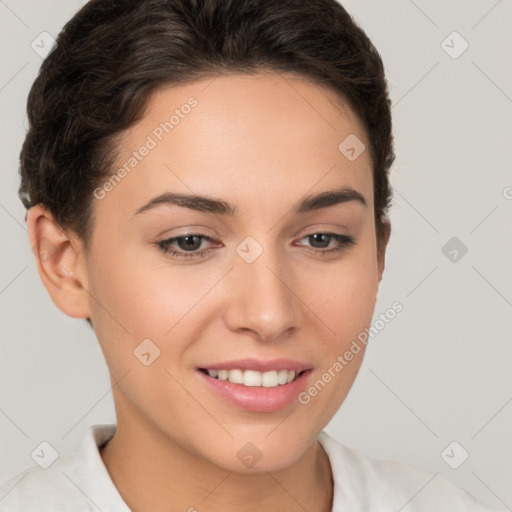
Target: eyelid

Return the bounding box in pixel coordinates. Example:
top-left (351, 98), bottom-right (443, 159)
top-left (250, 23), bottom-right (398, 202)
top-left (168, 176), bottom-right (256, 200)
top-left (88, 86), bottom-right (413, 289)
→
top-left (155, 225), bottom-right (219, 239)
top-left (293, 222), bottom-right (349, 238)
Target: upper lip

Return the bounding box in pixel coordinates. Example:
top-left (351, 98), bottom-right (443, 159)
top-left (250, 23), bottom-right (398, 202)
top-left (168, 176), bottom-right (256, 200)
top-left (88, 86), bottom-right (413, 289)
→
top-left (197, 358), bottom-right (312, 373)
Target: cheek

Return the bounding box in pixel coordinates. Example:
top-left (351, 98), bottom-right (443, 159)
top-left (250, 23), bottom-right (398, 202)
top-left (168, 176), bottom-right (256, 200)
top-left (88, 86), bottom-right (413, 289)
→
top-left (305, 248), bottom-right (379, 341)
top-left (87, 240), bottom-right (215, 373)
top-left (85, 238), bottom-right (169, 367)
top-left (88, 237), bottom-right (177, 327)
top-left (294, 250), bottom-right (378, 424)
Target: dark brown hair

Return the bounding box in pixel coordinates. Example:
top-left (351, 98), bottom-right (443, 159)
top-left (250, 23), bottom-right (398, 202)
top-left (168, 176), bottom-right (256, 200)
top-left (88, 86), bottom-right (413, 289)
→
top-left (19, 0), bottom-right (394, 250)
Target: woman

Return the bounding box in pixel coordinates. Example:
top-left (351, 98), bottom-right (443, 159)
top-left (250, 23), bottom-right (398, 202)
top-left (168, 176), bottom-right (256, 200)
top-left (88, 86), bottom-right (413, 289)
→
top-left (0, 0), bottom-right (505, 510)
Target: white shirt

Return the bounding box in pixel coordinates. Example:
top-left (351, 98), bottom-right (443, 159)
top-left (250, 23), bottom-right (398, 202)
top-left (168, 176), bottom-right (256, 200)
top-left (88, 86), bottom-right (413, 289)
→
top-left (0, 423), bottom-right (504, 511)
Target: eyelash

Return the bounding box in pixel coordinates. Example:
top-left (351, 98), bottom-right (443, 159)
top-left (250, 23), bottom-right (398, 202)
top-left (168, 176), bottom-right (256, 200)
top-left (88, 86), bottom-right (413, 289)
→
top-left (156, 232), bottom-right (355, 260)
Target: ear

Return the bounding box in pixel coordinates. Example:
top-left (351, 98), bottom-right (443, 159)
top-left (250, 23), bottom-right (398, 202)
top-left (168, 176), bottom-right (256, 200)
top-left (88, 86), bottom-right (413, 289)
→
top-left (27, 205), bottom-right (92, 319)
top-left (377, 217), bottom-right (391, 282)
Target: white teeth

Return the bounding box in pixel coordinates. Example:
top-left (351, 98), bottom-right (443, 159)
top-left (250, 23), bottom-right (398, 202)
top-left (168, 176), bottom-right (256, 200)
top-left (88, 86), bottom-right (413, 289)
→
top-left (217, 369), bottom-right (229, 381)
top-left (261, 370), bottom-right (278, 387)
top-left (228, 369), bottom-right (244, 384)
top-left (204, 368), bottom-right (302, 387)
top-left (277, 369), bottom-right (288, 385)
top-left (244, 370), bottom-right (261, 387)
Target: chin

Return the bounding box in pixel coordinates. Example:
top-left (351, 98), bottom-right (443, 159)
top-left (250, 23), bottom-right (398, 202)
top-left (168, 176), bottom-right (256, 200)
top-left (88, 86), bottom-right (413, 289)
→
top-left (197, 425), bottom-right (318, 474)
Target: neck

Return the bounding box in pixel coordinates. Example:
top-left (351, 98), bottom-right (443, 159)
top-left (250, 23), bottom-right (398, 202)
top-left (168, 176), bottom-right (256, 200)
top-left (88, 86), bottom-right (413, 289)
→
top-left (100, 413), bottom-right (333, 512)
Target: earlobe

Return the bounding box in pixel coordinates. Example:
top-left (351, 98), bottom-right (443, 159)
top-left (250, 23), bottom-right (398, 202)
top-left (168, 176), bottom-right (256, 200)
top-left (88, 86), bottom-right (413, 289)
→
top-left (26, 205), bottom-right (92, 319)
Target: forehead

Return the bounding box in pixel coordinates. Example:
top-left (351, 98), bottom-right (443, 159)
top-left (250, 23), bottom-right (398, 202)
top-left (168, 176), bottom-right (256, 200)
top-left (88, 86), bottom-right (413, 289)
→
top-left (144, 71), bottom-right (367, 147)
top-left (96, 72), bottom-right (373, 221)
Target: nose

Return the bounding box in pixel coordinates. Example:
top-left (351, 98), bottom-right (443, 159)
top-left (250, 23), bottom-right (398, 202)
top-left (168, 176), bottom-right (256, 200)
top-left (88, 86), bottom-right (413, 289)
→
top-left (223, 244), bottom-right (303, 342)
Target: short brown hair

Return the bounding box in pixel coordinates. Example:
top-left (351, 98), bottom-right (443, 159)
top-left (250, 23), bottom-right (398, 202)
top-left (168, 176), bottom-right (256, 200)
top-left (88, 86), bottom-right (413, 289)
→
top-left (19, 0), bottom-right (394, 249)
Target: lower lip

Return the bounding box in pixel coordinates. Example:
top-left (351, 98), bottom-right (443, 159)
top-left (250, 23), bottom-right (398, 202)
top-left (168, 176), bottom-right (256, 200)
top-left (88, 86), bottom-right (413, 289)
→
top-left (197, 369), bottom-right (312, 412)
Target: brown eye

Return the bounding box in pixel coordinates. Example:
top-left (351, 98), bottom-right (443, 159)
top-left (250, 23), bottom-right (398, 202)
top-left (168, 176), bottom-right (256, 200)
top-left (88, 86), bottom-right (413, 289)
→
top-left (299, 233), bottom-right (355, 255)
top-left (156, 234), bottom-right (217, 259)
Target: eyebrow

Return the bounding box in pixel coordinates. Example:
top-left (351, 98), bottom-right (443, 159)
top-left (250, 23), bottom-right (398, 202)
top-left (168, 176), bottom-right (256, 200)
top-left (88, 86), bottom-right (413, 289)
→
top-left (133, 185), bottom-right (367, 217)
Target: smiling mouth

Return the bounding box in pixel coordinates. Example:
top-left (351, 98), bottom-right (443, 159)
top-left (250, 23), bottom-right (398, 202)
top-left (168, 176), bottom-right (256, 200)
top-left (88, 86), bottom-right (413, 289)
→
top-left (198, 368), bottom-right (307, 388)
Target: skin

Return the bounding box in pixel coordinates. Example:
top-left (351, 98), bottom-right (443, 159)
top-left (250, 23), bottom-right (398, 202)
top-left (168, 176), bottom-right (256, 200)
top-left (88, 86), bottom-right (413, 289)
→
top-left (27, 72), bottom-right (390, 512)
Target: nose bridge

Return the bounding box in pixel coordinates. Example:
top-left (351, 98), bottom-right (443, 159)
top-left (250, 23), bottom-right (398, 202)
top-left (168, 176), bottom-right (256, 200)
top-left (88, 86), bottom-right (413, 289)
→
top-left (225, 235), bottom-right (302, 340)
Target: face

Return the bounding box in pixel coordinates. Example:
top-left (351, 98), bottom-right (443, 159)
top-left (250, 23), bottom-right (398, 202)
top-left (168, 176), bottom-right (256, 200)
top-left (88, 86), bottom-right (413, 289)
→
top-left (53, 72), bottom-right (387, 472)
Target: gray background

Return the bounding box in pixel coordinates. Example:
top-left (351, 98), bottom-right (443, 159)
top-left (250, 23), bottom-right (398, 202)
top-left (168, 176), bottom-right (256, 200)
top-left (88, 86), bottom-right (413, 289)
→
top-left (1, 0), bottom-right (511, 508)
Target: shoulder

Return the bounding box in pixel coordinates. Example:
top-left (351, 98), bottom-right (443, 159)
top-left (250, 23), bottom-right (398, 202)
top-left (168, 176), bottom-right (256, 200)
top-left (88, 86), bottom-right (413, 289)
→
top-left (0, 424), bottom-right (128, 512)
top-left (0, 453), bottom-right (88, 512)
top-left (317, 431), bottom-right (506, 512)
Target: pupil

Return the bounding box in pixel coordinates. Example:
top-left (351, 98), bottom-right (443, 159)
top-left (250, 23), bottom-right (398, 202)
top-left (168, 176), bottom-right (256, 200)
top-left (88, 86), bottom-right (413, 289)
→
top-left (179, 235), bottom-right (201, 251)
top-left (311, 233), bottom-right (330, 248)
